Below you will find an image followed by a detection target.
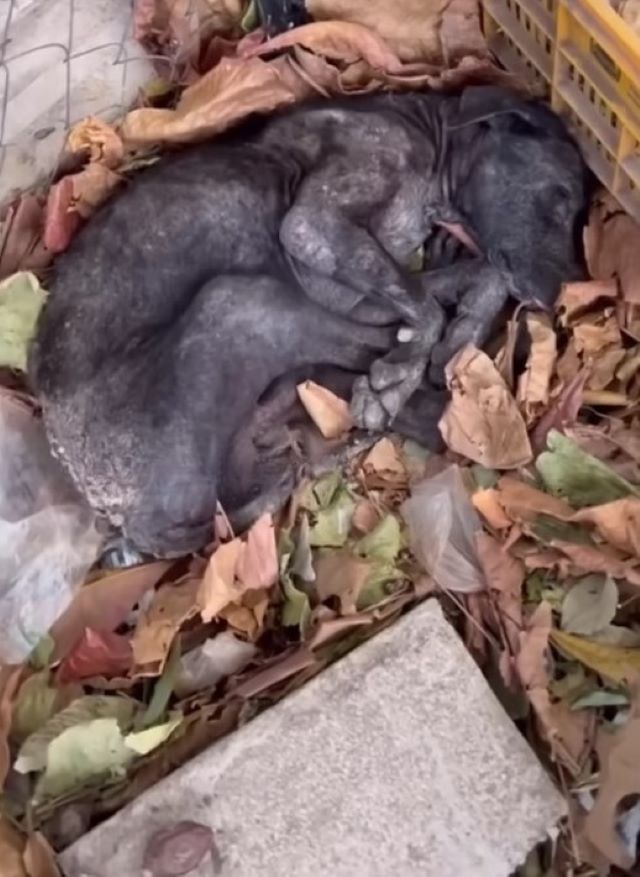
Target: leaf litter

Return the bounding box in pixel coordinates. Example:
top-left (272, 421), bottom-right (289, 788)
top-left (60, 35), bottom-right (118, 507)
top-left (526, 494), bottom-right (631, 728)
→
top-left (0, 2), bottom-right (639, 874)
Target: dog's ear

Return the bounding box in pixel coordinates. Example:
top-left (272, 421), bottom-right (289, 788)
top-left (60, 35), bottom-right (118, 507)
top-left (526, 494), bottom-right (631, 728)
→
top-left (448, 85), bottom-right (547, 131)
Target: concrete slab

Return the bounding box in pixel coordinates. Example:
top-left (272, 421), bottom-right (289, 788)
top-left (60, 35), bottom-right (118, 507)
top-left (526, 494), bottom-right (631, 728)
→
top-left (60, 600), bottom-right (565, 877)
top-left (0, 0), bottom-right (153, 200)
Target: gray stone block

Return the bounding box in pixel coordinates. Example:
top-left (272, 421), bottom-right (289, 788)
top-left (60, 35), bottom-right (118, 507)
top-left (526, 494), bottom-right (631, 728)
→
top-left (60, 600), bottom-right (565, 877)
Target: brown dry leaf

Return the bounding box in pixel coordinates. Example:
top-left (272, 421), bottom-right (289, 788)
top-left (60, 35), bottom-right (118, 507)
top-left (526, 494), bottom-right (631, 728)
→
top-left (43, 165), bottom-right (122, 253)
top-left (243, 20), bottom-right (405, 71)
top-left (0, 665), bottom-right (24, 787)
top-left (352, 498), bottom-right (380, 534)
top-left (572, 497), bottom-right (640, 557)
top-left (0, 194), bottom-right (52, 281)
top-left (553, 541), bottom-right (640, 585)
top-left (573, 311), bottom-right (622, 358)
top-left (71, 164), bottom-right (123, 220)
top-left (309, 613), bottom-right (372, 648)
top-left (314, 549), bottom-right (372, 614)
top-left (587, 345), bottom-right (626, 391)
top-left (197, 538), bottom-right (244, 623)
top-left (476, 531), bottom-right (523, 654)
top-left (556, 279), bottom-right (618, 326)
top-left (529, 368), bottom-right (589, 454)
top-left (0, 816), bottom-right (26, 877)
top-left (305, 0), bottom-right (444, 63)
top-left (232, 647), bottom-right (317, 698)
top-left (66, 117), bottom-right (124, 168)
top-left (516, 602), bottom-right (592, 775)
top-left (236, 514), bottom-right (279, 590)
top-left (50, 560), bottom-right (172, 662)
top-left (471, 488), bottom-right (511, 530)
top-left (362, 437), bottom-right (407, 480)
top-left (495, 475), bottom-right (574, 522)
top-left (121, 56), bottom-right (298, 146)
top-left (583, 712), bottom-right (640, 869)
top-left (296, 380), bottom-right (353, 439)
top-left (132, 577), bottom-right (200, 673)
top-left (516, 312), bottom-right (556, 423)
top-left (439, 345), bottom-right (532, 468)
top-left (22, 832), bottom-right (60, 877)
top-left (439, 0), bottom-right (489, 63)
top-left (219, 588), bottom-right (269, 640)
top-left (585, 191), bottom-right (640, 304)
top-left (555, 337), bottom-right (580, 385)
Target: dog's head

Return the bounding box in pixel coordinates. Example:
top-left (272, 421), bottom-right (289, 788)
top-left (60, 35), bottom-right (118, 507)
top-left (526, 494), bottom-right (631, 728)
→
top-left (450, 86), bottom-right (591, 309)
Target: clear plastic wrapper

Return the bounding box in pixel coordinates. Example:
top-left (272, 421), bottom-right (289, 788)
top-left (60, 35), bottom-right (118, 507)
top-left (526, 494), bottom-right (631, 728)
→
top-left (0, 394), bottom-right (102, 663)
top-left (401, 464), bottom-right (486, 593)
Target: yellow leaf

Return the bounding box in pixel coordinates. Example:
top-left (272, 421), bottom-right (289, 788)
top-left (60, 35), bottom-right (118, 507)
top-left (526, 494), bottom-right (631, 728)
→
top-left (551, 629), bottom-right (640, 684)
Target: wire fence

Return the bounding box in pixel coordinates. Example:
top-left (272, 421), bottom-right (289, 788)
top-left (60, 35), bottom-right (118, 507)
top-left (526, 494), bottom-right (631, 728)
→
top-left (0, 0), bottom-right (162, 196)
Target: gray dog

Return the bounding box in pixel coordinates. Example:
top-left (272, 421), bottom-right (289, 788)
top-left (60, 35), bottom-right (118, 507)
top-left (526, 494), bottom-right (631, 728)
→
top-left (29, 85), bottom-right (588, 557)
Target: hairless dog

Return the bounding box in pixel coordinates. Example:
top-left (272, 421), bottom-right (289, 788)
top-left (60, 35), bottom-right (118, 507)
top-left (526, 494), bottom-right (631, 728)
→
top-left (29, 86), bottom-right (588, 556)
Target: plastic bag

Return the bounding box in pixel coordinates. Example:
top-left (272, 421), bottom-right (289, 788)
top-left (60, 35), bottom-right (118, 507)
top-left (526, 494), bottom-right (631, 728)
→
top-left (401, 464), bottom-right (486, 593)
top-left (0, 394), bottom-right (102, 663)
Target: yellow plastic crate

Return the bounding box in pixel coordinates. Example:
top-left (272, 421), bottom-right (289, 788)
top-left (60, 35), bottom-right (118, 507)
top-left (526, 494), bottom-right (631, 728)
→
top-left (482, 0), bottom-right (640, 222)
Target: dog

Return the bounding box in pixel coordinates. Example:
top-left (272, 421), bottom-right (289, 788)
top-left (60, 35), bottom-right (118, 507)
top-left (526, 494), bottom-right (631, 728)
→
top-left (29, 85), bottom-right (588, 557)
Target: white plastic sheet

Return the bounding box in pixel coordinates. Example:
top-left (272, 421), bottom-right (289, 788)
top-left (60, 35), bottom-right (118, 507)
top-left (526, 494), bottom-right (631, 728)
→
top-left (0, 394), bottom-right (102, 663)
top-left (401, 464), bottom-right (486, 593)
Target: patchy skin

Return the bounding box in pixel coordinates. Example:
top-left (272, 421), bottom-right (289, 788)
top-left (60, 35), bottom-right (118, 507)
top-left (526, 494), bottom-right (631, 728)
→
top-left (29, 86), bottom-right (589, 556)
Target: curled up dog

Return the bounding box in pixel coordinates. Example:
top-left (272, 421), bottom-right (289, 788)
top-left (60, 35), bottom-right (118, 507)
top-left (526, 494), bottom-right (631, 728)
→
top-left (29, 85), bottom-right (589, 557)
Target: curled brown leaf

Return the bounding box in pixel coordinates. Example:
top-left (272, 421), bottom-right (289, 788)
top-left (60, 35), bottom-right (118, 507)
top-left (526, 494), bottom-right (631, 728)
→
top-left (439, 345), bottom-right (532, 468)
top-left (121, 56), bottom-right (299, 146)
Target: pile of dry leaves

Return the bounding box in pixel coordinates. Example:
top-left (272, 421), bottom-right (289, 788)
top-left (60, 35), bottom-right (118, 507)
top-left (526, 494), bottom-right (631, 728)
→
top-left (2, 2), bottom-right (640, 876)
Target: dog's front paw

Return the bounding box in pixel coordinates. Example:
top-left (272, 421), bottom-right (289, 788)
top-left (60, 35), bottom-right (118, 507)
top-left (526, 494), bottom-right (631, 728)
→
top-left (350, 375), bottom-right (390, 433)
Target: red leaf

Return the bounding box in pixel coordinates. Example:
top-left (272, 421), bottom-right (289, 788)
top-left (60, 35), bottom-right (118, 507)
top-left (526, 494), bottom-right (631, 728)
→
top-left (57, 628), bottom-right (133, 683)
top-left (43, 177), bottom-right (80, 253)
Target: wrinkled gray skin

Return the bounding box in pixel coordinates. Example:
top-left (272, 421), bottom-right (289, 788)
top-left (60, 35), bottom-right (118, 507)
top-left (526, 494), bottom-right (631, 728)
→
top-left (29, 85), bottom-right (588, 557)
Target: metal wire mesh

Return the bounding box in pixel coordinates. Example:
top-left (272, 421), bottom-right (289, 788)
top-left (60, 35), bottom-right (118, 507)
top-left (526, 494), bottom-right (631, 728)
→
top-left (0, 0), bottom-right (159, 197)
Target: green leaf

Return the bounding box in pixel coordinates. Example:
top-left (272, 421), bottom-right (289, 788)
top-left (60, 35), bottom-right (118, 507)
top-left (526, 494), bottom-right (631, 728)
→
top-left (29, 634), bottom-right (55, 671)
top-left (302, 471), bottom-right (342, 513)
top-left (561, 574), bottom-right (618, 636)
top-left (14, 695), bottom-right (136, 774)
top-left (140, 640), bottom-right (181, 729)
top-left (10, 672), bottom-right (71, 744)
top-left (356, 560), bottom-right (403, 610)
top-left (124, 714), bottom-right (182, 755)
top-left (241, 0), bottom-right (258, 31)
top-left (536, 430), bottom-right (640, 508)
top-left (0, 272), bottom-right (47, 371)
top-left (309, 488), bottom-right (355, 548)
top-left (471, 465), bottom-right (499, 490)
top-left (355, 514), bottom-right (402, 563)
top-left (281, 575), bottom-right (311, 633)
top-left (530, 515), bottom-right (593, 546)
top-left (570, 689), bottom-right (630, 710)
top-left (36, 717), bottom-right (134, 800)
